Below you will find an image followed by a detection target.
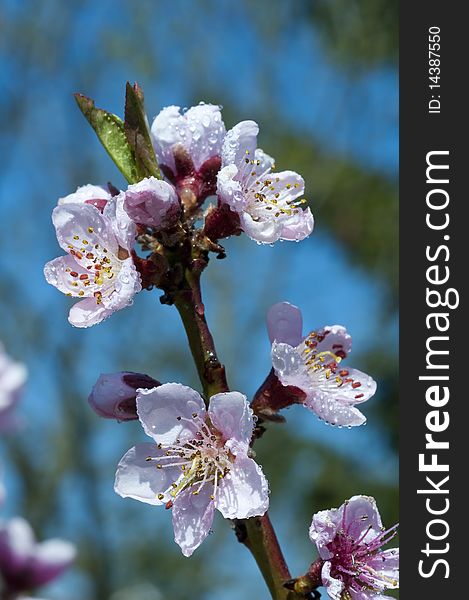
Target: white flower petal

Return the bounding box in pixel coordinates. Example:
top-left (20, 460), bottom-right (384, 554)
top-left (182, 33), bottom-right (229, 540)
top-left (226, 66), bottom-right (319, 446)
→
top-left (208, 392), bottom-right (253, 449)
top-left (321, 561), bottom-right (344, 600)
top-left (136, 383), bottom-right (206, 445)
top-left (217, 164), bottom-right (247, 211)
top-left (239, 211), bottom-right (282, 244)
top-left (221, 120), bottom-right (259, 167)
top-left (215, 456), bottom-right (269, 519)
top-left (185, 104), bottom-right (225, 170)
top-left (44, 255), bottom-right (94, 298)
top-left (172, 486), bottom-right (215, 557)
top-left (271, 341), bottom-right (311, 390)
top-left (68, 297), bottom-right (112, 328)
top-left (102, 258), bottom-right (141, 312)
top-left (58, 184), bottom-right (111, 206)
top-left (151, 106), bottom-right (188, 174)
top-left (305, 393), bottom-right (367, 426)
top-left (114, 443), bottom-right (181, 506)
top-left (103, 193), bottom-right (137, 252)
top-left (52, 203), bottom-right (118, 256)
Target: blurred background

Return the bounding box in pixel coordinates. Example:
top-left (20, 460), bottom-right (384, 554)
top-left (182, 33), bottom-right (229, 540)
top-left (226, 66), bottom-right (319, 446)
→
top-left (0, 0), bottom-right (398, 598)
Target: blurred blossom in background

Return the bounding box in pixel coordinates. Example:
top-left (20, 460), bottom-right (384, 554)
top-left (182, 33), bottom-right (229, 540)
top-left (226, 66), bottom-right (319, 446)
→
top-left (0, 1), bottom-right (398, 598)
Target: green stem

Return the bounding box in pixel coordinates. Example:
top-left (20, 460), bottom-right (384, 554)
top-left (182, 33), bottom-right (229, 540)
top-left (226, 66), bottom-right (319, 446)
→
top-left (173, 264), bottom-right (304, 600)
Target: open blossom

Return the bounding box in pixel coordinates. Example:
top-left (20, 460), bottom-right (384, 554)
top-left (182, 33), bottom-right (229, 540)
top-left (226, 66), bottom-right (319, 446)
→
top-left (268, 302), bottom-right (376, 426)
top-left (123, 177), bottom-right (181, 228)
top-left (115, 383), bottom-right (269, 557)
top-left (44, 193), bottom-right (141, 328)
top-left (0, 344), bottom-right (27, 432)
top-left (309, 496), bottom-right (399, 600)
top-left (0, 517), bottom-right (76, 594)
top-left (151, 104), bottom-right (225, 178)
top-left (216, 121), bottom-right (314, 244)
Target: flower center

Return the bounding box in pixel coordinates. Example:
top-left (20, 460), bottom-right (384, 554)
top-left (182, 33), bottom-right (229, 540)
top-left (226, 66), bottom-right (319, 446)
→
top-left (239, 150), bottom-right (306, 220)
top-left (147, 414), bottom-right (232, 502)
top-left (298, 332), bottom-right (365, 400)
top-left (327, 505), bottom-right (399, 596)
top-left (65, 228), bottom-right (123, 304)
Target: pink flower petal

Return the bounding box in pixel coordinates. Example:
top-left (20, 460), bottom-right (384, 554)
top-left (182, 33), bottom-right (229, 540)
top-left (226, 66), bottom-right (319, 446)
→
top-left (341, 495), bottom-right (383, 541)
top-left (172, 486), bottom-right (215, 557)
top-left (215, 456), bottom-right (269, 519)
top-left (29, 539), bottom-right (76, 587)
top-left (123, 177), bottom-right (180, 229)
top-left (136, 383), bottom-right (205, 445)
top-left (208, 392), bottom-right (253, 449)
top-left (368, 548), bottom-right (399, 588)
top-left (0, 517), bottom-right (35, 576)
top-left (309, 507), bottom-right (341, 560)
top-left (184, 104), bottom-right (225, 170)
top-left (114, 443), bottom-right (182, 506)
top-left (88, 372), bottom-right (151, 420)
top-left (266, 302), bottom-right (303, 346)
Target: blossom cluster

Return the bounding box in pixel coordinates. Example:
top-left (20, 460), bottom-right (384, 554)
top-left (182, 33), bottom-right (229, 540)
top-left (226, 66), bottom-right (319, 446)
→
top-left (0, 344), bottom-right (76, 597)
top-left (44, 103), bottom-right (313, 328)
top-left (41, 92), bottom-right (398, 598)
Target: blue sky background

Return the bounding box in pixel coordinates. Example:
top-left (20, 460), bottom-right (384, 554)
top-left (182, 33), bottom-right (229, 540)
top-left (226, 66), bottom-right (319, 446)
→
top-left (0, 2), bottom-right (398, 598)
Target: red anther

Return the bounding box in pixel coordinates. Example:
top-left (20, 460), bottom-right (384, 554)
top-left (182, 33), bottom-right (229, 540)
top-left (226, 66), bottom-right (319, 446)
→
top-left (355, 393), bottom-right (364, 399)
top-left (79, 274), bottom-right (89, 280)
top-left (70, 271), bottom-right (78, 278)
top-left (165, 500), bottom-right (173, 510)
top-left (336, 350), bottom-right (347, 359)
top-left (352, 381), bottom-right (362, 389)
top-left (339, 369), bottom-right (349, 377)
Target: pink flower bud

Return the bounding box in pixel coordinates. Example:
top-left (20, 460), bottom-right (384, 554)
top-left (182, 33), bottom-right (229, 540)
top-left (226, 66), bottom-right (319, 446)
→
top-left (88, 372), bottom-right (160, 421)
top-left (123, 177), bottom-right (181, 229)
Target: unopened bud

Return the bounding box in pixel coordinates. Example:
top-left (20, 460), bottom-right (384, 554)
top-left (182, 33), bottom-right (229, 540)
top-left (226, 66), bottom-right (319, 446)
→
top-left (203, 204), bottom-right (241, 241)
top-left (124, 177), bottom-right (181, 229)
top-left (88, 372), bottom-right (160, 421)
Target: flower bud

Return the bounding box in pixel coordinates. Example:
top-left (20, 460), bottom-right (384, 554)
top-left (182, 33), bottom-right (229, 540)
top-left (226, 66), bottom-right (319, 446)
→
top-left (203, 203), bottom-right (241, 241)
top-left (88, 372), bottom-right (160, 421)
top-left (123, 177), bottom-right (181, 229)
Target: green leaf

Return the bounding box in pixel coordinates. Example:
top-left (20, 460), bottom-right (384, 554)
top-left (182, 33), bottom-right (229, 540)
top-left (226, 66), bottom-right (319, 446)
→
top-left (74, 93), bottom-right (140, 184)
top-left (124, 82), bottom-right (161, 179)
